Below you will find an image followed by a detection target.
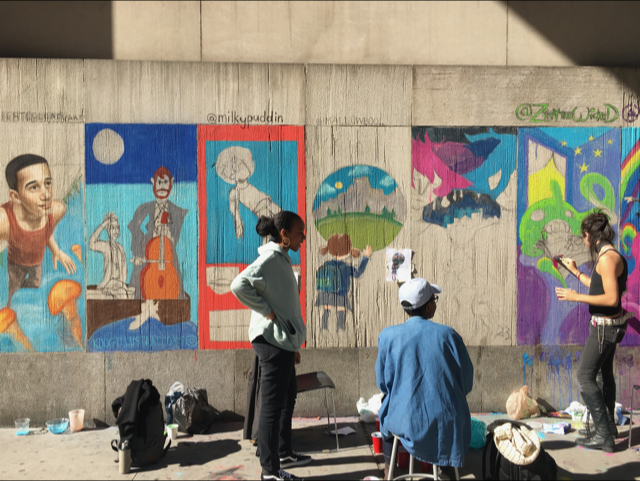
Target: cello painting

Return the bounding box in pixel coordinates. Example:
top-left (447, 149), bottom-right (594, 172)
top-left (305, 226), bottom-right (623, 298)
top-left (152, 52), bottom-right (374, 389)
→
top-left (140, 212), bottom-right (180, 300)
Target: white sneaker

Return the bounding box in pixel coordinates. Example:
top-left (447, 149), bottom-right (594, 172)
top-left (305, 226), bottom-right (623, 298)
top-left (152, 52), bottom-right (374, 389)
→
top-left (260, 469), bottom-right (301, 480)
top-left (279, 451), bottom-right (312, 469)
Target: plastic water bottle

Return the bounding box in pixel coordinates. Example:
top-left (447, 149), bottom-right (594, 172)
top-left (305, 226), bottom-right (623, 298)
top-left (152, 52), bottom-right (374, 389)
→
top-left (119, 440), bottom-right (131, 474)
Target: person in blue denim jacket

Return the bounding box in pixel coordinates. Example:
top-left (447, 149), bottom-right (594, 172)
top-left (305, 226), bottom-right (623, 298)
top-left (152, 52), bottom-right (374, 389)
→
top-left (376, 278), bottom-right (474, 477)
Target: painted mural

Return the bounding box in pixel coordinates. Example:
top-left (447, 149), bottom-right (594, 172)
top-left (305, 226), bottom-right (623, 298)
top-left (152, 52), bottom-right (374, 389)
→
top-left (0, 128), bottom-right (85, 353)
top-left (619, 128), bottom-right (640, 346)
top-left (410, 127), bottom-right (517, 346)
top-left (198, 125), bottom-right (306, 349)
top-left (312, 166), bottom-right (404, 332)
top-left (85, 124), bottom-right (198, 352)
top-left (517, 128), bottom-right (622, 346)
top-left (411, 127), bottom-right (517, 228)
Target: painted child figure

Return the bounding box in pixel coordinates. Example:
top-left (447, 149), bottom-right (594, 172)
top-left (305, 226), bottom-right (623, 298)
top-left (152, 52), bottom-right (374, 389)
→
top-left (0, 155), bottom-right (76, 307)
top-left (315, 233), bottom-right (372, 330)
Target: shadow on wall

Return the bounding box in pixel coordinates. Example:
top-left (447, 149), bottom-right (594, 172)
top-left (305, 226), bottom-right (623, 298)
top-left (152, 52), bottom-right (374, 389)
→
top-left (506, 1), bottom-right (640, 68)
top-left (0, 1), bottom-right (112, 59)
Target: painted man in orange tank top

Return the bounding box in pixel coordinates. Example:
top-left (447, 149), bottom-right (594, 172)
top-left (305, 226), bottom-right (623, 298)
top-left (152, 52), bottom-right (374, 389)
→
top-left (0, 155), bottom-right (76, 307)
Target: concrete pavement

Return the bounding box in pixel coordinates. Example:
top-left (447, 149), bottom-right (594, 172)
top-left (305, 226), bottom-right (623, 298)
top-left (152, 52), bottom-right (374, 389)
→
top-left (1, 415), bottom-right (639, 480)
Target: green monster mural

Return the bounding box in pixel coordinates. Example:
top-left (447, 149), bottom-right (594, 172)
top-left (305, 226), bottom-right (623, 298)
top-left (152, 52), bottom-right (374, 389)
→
top-left (520, 174), bottom-right (616, 287)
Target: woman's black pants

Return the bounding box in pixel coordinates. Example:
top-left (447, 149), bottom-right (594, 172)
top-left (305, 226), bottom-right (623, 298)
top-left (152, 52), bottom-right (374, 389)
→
top-left (252, 336), bottom-right (297, 475)
top-left (577, 322), bottom-right (626, 396)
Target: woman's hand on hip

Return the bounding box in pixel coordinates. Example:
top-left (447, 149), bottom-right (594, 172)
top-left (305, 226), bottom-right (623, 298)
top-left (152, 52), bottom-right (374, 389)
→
top-left (555, 287), bottom-right (578, 301)
top-left (266, 310), bottom-right (276, 321)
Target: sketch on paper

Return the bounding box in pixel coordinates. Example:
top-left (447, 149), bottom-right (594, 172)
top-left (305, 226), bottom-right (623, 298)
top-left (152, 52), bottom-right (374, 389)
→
top-left (386, 249), bottom-right (411, 282)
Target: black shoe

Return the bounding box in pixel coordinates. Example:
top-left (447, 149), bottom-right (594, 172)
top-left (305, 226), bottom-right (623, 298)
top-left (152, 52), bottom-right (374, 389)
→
top-left (279, 451), bottom-right (312, 469)
top-left (575, 391), bottom-right (615, 452)
top-left (261, 469), bottom-right (302, 480)
top-left (603, 386), bottom-right (620, 438)
top-left (578, 425), bottom-right (619, 438)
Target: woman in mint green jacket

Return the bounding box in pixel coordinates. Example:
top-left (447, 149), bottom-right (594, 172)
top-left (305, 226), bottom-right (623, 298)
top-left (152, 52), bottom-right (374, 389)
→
top-left (231, 211), bottom-right (309, 481)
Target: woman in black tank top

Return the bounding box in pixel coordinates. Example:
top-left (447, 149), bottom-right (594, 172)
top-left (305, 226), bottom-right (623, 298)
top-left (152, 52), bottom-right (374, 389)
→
top-left (555, 211), bottom-right (628, 452)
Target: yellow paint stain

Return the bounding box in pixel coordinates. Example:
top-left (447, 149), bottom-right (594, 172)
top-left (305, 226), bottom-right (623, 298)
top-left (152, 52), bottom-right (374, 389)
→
top-left (528, 156), bottom-right (565, 205)
top-left (335, 181), bottom-right (343, 189)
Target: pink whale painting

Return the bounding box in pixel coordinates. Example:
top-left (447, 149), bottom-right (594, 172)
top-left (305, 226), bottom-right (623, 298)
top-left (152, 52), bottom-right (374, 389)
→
top-left (411, 134), bottom-right (499, 199)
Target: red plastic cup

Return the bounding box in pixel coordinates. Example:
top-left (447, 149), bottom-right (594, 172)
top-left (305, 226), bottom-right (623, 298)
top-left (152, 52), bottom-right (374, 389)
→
top-left (420, 461), bottom-right (433, 473)
top-left (371, 431), bottom-right (383, 454)
top-left (376, 418), bottom-right (380, 431)
top-left (397, 449), bottom-right (409, 469)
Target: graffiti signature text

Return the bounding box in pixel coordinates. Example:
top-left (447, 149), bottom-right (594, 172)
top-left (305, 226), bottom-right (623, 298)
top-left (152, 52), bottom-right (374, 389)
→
top-left (515, 103), bottom-right (619, 124)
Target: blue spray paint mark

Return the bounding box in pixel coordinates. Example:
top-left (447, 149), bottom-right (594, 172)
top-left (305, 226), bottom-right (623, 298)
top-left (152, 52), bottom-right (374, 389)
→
top-left (523, 353), bottom-right (533, 387)
top-left (564, 353), bottom-right (573, 404)
top-left (546, 349), bottom-right (565, 408)
top-left (575, 351), bottom-right (582, 403)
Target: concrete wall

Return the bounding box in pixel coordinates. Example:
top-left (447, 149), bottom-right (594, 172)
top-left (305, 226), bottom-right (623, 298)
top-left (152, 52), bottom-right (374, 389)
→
top-left (2, 60), bottom-right (640, 425)
top-left (4, 2), bottom-right (640, 67)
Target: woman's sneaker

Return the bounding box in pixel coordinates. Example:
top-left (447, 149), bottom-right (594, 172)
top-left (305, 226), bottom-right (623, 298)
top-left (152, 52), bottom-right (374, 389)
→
top-left (261, 469), bottom-right (301, 480)
top-left (279, 451), bottom-right (312, 468)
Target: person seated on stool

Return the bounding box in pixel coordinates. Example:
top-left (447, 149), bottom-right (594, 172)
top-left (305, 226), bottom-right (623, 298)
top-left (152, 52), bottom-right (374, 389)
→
top-left (375, 278), bottom-right (474, 478)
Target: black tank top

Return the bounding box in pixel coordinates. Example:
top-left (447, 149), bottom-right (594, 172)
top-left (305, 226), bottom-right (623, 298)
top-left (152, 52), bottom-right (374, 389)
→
top-left (588, 248), bottom-right (628, 317)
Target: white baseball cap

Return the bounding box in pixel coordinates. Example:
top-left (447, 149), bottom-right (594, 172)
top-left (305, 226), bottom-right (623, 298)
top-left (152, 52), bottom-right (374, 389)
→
top-left (398, 278), bottom-right (442, 310)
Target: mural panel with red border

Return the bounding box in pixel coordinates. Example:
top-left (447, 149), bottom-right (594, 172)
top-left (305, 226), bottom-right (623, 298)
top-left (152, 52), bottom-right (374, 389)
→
top-left (198, 125), bottom-right (306, 349)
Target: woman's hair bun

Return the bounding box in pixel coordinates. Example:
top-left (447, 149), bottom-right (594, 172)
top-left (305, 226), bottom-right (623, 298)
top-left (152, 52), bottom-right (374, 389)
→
top-left (256, 215), bottom-right (277, 238)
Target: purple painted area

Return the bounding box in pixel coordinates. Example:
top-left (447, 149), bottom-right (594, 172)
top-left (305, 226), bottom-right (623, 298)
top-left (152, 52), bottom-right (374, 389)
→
top-left (559, 306), bottom-right (589, 345)
top-left (432, 140), bottom-right (493, 175)
top-left (517, 256), bottom-right (550, 345)
top-left (620, 316), bottom-right (640, 346)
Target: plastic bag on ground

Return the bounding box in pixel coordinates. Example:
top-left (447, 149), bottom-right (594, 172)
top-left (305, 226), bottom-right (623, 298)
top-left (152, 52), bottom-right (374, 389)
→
top-left (470, 417), bottom-right (487, 449)
top-left (367, 393), bottom-right (384, 415)
top-left (506, 386), bottom-right (540, 420)
top-left (357, 397), bottom-right (377, 423)
top-left (165, 382), bottom-right (184, 425)
top-left (173, 388), bottom-right (219, 434)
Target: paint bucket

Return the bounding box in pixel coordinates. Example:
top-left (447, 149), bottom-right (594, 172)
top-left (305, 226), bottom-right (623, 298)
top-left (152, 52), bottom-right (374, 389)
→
top-left (69, 409), bottom-right (84, 432)
top-left (371, 431), bottom-right (383, 454)
top-left (167, 423), bottom-right (179, 441)
top-left (420, 461), bottom-right (433, 473)
top-left (397, 447), bottom-right (409, 469)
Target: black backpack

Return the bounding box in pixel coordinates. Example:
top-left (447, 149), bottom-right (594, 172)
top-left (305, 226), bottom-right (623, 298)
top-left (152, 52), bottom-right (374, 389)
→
top-left (111, 379), bottom-right (171, 467)
top-left (482, 419), bottom-right (558, 481)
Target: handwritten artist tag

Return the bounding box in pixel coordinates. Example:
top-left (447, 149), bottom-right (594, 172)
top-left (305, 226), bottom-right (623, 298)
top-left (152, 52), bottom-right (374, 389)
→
top-left (515, 103), bottom-right (620, 124)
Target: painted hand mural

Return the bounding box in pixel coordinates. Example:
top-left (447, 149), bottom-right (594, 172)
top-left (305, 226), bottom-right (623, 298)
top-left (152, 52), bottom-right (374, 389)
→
top-left (199, 126), bottom-right (306, 349)
top-left (517, 128), bottom-right (622, 346)
top-left (84, 124), bottom-right (198, 352)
